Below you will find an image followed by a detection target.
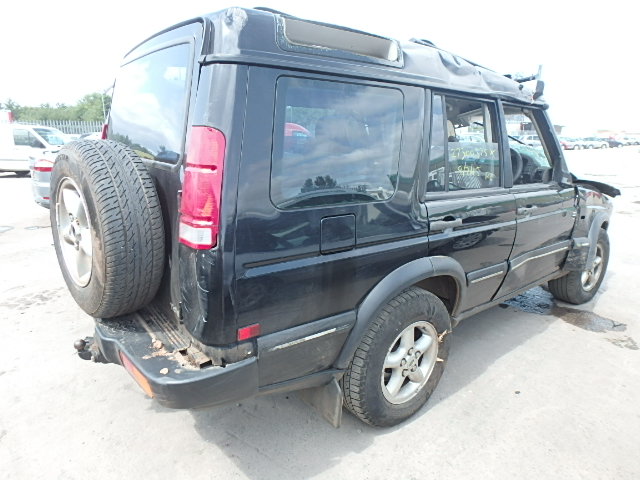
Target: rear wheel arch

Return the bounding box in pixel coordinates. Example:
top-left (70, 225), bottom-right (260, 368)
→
top-left (333, 256), bottom-right (464, 370)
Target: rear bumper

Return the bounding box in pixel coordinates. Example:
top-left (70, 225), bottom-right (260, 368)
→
top-left (92, 315), bottom-right (258, 409)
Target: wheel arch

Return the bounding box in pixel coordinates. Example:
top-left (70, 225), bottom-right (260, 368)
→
top-left (333, 256), bottom-right (465, 370)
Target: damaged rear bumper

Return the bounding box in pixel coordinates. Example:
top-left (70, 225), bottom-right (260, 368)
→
top-left (81, 314), bottom-right (258, 409)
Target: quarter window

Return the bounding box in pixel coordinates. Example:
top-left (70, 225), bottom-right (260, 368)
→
top-left (270, 77), bottom-right (404, 209)
top-left (427, 95), bottom-right (500, 192)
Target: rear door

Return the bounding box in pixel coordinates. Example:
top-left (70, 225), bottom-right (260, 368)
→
top-left (234, 68), bottom-right (426, 340)
top-left (422, 93), bottom-right (517, 312)
top-left (494, 104), bottom-right (576, 298)
top-left (107, 22), bottom-right (204, 316)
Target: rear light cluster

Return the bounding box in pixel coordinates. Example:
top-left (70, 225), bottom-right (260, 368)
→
top-left (179, 126), bottom-right (226, 250)
top-left (33, 158), bottom-right (54, 172)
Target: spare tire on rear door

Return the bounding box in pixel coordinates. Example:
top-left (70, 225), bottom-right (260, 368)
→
top-left (50, 140), bottom-right (165, 318)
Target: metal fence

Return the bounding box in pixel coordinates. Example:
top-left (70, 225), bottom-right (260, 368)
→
top-left (16, 120), bottom-right (103, 135)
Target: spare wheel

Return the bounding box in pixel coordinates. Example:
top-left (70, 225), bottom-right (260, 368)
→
top-left (50, 140), bottom-right (165, 318)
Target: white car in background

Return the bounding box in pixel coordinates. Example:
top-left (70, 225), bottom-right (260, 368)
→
top-left (0, 124), bottom-right (68, 175)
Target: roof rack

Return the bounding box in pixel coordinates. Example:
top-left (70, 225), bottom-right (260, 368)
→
top-left (410, 38), bottom-right (437, 48)
top-left (505, 65), bottom-right (544, 99)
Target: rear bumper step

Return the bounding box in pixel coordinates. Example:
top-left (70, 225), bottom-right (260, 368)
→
top-left (82, 312), bottom-right (258, 409)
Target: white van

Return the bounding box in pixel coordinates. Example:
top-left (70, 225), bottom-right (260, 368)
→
top-left (0, 124), bottom-right (67, 175)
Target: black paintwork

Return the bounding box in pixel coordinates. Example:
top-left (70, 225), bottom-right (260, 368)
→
top-left (98, 7), bottom-right (616, 407)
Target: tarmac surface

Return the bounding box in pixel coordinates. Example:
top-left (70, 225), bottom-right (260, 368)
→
top-left (1, 147), bottom-right (639, 479)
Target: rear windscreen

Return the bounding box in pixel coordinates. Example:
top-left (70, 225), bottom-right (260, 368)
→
top-left (109, 43), bottom-right (191, 163)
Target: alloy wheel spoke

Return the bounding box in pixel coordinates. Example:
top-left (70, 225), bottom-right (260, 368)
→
top-left (79, 228), bottom-right (92, 256)
top-left (408, 367), bottom-right (425, 384)
top-left (62, 188), bottom-right (81, 218)
top-left (76, 249), bottom-right (91, 281)
top-left (384, 349), bottom-right (405, 368)
top-left (385, 369), bottom-right (404, 398)
top-left (414, 334), bottom-right (432, 354)
top-left (399, 329), bottom-right (415, 351)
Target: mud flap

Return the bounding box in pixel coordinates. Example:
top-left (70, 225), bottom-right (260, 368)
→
top-left (298, 378), bottom-right (343, 428)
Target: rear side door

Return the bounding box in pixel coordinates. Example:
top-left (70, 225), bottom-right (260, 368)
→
top-left (234, 68), bottom-right (426, 384)
top-left (422, 93), bottom-right (517, 313)
top-left (493, 104), bottom-right (576, 298)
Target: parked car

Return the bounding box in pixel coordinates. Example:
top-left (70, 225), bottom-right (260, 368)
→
top-left (0, 124), bottom-right (67, 175)
top-left (603, 138), bottom-right (623, 148)
top-left (582, 137), bottom-right (608, 149)
top-left (559, 137), bottom-right (585, 150)
top-left (620, 136), bottom-right (640, 146)
top-left (79, 131), bottom-right (102, 140)
top-left (29, 152), bottom-right (56, 207)
top-left (52, 7), bottom-right (619, 428)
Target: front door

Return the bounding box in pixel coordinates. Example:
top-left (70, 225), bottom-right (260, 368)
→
top-left (494, 105), bottom-right (576, 298)
top-left (423, 94), bottom-right (517, 312)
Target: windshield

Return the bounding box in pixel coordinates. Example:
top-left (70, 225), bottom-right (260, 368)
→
top-left (33, 127), bottom-right (67, 146)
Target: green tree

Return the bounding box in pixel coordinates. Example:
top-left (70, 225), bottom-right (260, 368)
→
top-left (1, 93), bottom-right (111, 122)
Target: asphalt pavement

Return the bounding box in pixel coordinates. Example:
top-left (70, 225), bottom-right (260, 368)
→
top-left (1, 147), bottom-right (639, 480)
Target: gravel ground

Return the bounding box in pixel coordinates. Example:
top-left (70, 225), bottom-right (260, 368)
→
top-left (1, 146), bottom-right (639, 480)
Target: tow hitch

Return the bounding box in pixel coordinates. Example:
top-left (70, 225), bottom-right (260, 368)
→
top-left (74, 337), bottom-right (107, 363)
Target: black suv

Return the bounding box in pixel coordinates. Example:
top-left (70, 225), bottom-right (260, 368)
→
top-left (50, 8), bottom-right (619, 427)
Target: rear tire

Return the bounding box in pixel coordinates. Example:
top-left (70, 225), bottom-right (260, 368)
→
top-left (548, 229), bottom-right (609, 304)
top-left (342, 287), bottom-right (451, 427)
top-left (50, 140), bottom-right (165, 318)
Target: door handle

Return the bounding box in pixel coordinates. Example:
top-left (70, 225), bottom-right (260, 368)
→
top-left (430, 217), bottom-right (463, 231)
top-left (517, 205), bottom-right (538, 216)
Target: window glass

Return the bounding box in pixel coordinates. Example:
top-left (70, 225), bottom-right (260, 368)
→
top-left (33, 127), bottom-right (66, 146)
top-left (503, 105), bottom-right (553, 184)
top-left (13, 129), bottom-right (43, 148)
top-left (109, 44), bottom-right (191, 163)
top-left (271, 77), bottom-right (403, 209)
top-left (427, 95), bottom-right (500, 192)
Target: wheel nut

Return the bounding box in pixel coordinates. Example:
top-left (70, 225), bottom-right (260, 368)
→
top-left (408, 348), bottom-right (414, 355)
top-left (400, 359), bottom-right (407, 366)
top-left (415, 351), bottom-right (421, 357)
top-left (402, 369), bottom-right (408, 376)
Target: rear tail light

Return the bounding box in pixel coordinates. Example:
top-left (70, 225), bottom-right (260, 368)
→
top-left (101, 123), bottom-right (108, 139)
top-left (34, 158), bottom-right (54, 172)
top-left (179, 126), bottom-right (226, 250)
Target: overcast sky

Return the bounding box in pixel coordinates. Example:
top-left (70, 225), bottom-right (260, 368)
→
top-left (1, 0), bottom-right (638, 134)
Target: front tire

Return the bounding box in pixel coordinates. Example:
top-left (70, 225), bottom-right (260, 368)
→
top-left (342, 287), bottom-right (451, 427)
top-left (548, 229), bottom-right (609, 304)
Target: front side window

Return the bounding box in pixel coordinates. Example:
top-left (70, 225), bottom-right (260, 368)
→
top-left (109, 44), bottom-right (191, 163)
top-left (503, 105), bottom-right (553, 184)
top-left (427, 94), bottom-right (500, 192)
top-left (271, 77), bottom-right (404, 209)
top-left (33, 127), bottom-right (66, 146)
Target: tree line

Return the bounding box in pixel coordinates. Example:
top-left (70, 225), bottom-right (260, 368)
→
top-left (0, 93), bottom-right (111, 123)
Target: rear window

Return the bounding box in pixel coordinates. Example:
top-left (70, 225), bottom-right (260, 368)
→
top-left (108, 44), bottom-right (191, 163)
top-left (270, 77), bottom-right (404, 209)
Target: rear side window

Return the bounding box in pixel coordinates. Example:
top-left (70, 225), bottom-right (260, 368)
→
top-left (109, 44), bottom-right (191, 163)
top-left (427, 94), bottom-right (500, 192)
top-left (270, 77), bottom-right (404, 209)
